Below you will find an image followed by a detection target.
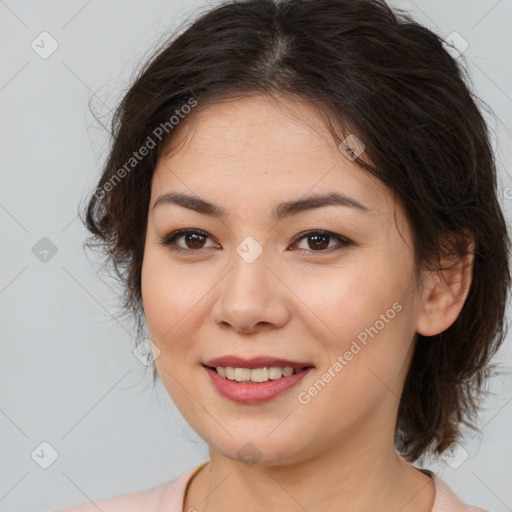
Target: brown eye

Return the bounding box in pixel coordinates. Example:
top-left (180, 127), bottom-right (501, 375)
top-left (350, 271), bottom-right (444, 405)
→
top-left (182, 232), bottom-right (207, 249)
top-left (159, 228), bottom-right (351, 254)
top-left (306, 233), bottom-right (330, 250)
top-left (292, 230), bottom-right (351, 252)
top-left (159, 229), bottom-right (216, 252)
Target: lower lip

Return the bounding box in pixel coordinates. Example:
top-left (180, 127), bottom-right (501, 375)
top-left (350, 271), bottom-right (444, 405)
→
top-left (203, 365), bottom-right (314, 405)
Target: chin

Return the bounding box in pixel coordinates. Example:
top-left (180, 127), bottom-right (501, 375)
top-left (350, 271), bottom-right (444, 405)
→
top-left (209, 435), bottom-right (308, 467)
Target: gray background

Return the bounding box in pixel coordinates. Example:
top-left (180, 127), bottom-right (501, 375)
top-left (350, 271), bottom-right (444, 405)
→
top-left (0, 1), bottom-right (511, 511)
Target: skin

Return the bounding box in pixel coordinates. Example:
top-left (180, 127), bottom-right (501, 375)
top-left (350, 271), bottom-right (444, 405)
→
top-left (140, 93), bottom-right (474, 512)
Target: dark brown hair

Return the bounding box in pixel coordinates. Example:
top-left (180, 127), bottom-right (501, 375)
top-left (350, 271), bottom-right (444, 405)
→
top-left (81, 0), bottom-right (511, 463)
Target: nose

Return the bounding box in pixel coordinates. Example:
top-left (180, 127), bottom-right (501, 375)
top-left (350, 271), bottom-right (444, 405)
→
top-left (210, 247), bottom-right (291, 334)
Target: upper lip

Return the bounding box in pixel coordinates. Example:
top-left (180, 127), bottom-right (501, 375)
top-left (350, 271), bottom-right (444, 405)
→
top-left (203, 356), bottom-right (314, 370)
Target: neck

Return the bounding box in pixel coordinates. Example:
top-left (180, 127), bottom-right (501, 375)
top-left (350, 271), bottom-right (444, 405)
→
top-left (183, 425), bottom-right (435, 512)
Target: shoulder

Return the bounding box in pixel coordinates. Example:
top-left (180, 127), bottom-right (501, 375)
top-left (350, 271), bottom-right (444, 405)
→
top-left (54, 466), bottom-right (197, 512)
top-left (431, 473), bottom-right (490, 512)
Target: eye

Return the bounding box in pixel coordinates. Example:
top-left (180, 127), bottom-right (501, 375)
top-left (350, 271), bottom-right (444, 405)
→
top-left (159, 228), bottom-right (351, 254)
top-left (290, 230), bottom-right (351, 252)
top-left (159, 229), bottom-right (218, 252)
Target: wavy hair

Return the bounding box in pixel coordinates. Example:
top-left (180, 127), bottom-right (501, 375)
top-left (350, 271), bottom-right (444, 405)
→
top-left (81, 0), bottom-right (511, 462)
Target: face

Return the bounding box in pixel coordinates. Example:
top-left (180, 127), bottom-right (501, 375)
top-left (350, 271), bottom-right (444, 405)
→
top-left (141, 93), bottom-right (426, 466)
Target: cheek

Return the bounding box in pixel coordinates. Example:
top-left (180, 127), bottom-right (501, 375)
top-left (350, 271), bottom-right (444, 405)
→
top-left (290, 262), bottom-right (394, 342)
top-left (141, 249), bottom-right (184, 341)
top-left (141, 256), bottom-right (172, 336)
top-left (141, 252), bottom-right (205, 401)
top-left (292, 259), bottom-right (412, 383)
top-left (141, 250), bottom-right (216, 348)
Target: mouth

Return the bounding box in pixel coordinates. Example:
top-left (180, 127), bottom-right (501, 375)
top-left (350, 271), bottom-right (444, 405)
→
top-left (201, 356), bottom-right (315, 404)
top-left (202, 364), bottom-right (313, 383)
top-left (202, 355), bottom-right (315, 383)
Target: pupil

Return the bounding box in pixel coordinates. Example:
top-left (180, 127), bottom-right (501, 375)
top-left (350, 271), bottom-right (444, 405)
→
top-left (186, 233), bottom-right (205, 249)
top-left (309, 234), bottom-right (329, 250)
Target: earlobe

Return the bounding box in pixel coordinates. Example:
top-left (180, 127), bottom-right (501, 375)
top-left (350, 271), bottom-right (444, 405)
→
top-left (415, 231), bottom-right (474, 337)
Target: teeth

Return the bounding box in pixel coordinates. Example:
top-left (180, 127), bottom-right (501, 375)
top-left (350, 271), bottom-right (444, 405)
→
top-left (282, 367), bottom-right (294, 377)
top-left (234, 367), bottom-right (251, 381)
top-left (250, 368), bottom-right (269, 382)
top-left (268, 367), bottom-right (283, 379)
top-left (215, 366), bottom-right (301, 383)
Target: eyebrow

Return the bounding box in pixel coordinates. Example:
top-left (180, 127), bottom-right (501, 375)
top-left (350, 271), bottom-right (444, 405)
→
top-left (152, 191), bottom-right (370, 220)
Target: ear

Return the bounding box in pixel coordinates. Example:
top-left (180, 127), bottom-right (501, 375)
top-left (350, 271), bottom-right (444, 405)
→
top-left (415, 230), bottom-right (474, 337)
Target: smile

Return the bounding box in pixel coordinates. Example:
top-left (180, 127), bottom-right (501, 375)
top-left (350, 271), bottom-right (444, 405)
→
top-left (211, 365), bottom-right (306, 383)
top-left (202, 363), bottom-right (314, 404)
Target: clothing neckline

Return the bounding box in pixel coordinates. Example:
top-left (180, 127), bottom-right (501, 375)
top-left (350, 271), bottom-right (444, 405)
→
top-left (181, 460), bottom-right (209, 512)
top-left (416, 467), bottom-right (438, 511)
top-left (180, 460), bottom-right (439, 512)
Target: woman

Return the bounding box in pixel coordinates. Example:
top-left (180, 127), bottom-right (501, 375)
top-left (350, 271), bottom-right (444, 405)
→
top-left (57, 0), bottom-right (510, 510)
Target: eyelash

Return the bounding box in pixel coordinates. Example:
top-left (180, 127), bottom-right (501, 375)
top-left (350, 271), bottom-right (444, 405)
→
top-left (158, 228), bottom-right (352, 254)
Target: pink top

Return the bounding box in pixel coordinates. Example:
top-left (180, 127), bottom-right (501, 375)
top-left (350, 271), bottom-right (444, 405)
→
top-left (55, 461), bottom-right (489, 512)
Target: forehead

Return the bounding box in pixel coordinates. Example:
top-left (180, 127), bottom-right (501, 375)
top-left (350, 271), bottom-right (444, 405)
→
top-left (151, 93), bottom-right (396, 217)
